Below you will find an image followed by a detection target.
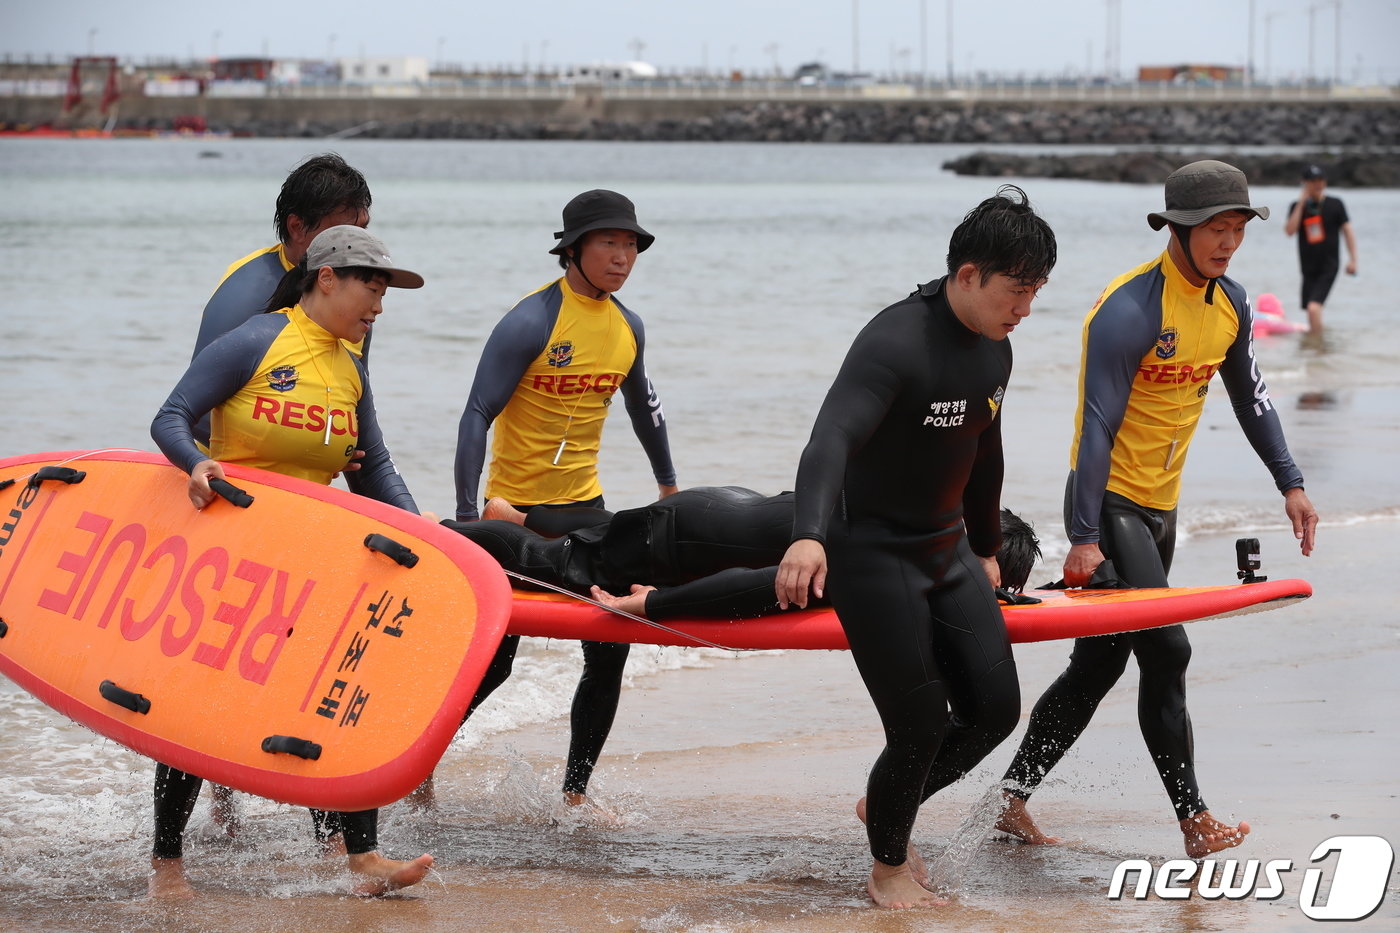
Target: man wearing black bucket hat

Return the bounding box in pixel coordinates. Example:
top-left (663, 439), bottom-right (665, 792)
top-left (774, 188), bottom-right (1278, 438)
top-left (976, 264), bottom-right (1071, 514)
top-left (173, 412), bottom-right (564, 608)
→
top-left (1285, 164), bottom-right (1358, 333)
top-left (996, 160), bottom-right (1319, 858)
top-left (447, 189), bottom-right (678, 814)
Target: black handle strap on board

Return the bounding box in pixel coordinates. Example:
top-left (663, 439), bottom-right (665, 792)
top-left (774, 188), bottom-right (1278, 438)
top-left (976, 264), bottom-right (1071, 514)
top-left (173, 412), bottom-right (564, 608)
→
top-left (363, 533), bottom-right (419, 568)
top-left (3, 465), bottom-right (86, 493)
top-left (99, 680), bottom-right (151, 715)
top-left (209, 477), bottom-right (254, 508)
top-left (261, 735), bottom-right (322, 760)
top-left (996, 588), bottom-right (1042, 606)
top-left (28, 466), bottom-right (87, 488)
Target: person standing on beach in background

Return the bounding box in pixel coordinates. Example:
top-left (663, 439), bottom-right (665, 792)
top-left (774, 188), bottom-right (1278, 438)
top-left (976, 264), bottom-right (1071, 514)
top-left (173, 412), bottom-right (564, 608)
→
top-left (1284, 164), bottom-right (1358, 334)
top-left (996, 160), bottom-right (1319, 858)
top-left (775, 186), bottom-right (1057, 909)
top-left (176, 151), bottom-right (373, 843)
top-left (149, 226), bottom-right (434, 898)
top-left (447, 189), bottom-right (678, 814)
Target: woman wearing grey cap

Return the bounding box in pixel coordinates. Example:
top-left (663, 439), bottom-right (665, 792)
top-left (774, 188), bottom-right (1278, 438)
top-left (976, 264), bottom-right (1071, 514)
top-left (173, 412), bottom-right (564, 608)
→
top-left (148, 225), bottom-right (434, 897)
top-left (996, 161), bottom-right (1319, 859)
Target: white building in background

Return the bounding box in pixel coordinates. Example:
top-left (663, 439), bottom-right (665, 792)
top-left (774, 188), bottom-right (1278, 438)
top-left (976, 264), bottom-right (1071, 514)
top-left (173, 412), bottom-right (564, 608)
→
top-left (565, 61), bottom-right (659, 82)
top-left (340, 56), bottom-right (430, 85)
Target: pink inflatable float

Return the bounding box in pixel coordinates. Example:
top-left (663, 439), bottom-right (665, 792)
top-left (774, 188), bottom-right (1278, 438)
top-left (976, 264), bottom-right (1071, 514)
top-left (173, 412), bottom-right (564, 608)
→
top-left (1252, 292), bottom-right (1308, 336)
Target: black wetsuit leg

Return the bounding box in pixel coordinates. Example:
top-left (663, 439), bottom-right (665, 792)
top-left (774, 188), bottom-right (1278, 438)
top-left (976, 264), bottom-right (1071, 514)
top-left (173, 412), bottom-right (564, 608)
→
top-left (1002, 489), bottom-right (1205, 820)
top-left (830, 525), bottom-right (1019, 867)
top-left (152, 764), bottom-right (203, 859)
top-left (561, 639), bottom-right (630, 796)
top-left (339, 809), bottom-right (378, 855)
top-left (518, 496), bottom-right (611, 538)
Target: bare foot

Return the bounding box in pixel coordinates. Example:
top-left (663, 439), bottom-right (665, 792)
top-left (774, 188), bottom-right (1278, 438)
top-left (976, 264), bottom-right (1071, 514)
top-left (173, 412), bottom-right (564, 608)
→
top-left (481, 497), bottom-right (526, 524)
top-left (856, 797), bottom-right (928, 887)
top-left (588, 584), bottom-right (655, 618)
top-left (405, 773), bottom-right (436, 811)
top-left (563, 791), bottom-right (624, 828)
top-left (210, 784), bottom-right (239, 838)
top-left (868, 860), bottom-right (948, 909)
top-left (318, 833), bottom-right (348, 858)
top-left (348, 851), bottom-right (435, 896)
top-left (148, 857), bottom-right (195, 899)
top-left (1181, 810), bottom-right (1250, 858)
top-left (995, 792), bottom-right (1062, 845)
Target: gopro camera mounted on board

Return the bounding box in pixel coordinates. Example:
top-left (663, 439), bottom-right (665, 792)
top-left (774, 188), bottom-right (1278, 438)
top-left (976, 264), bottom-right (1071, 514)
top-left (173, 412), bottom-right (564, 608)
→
top-left (1236, 537), bottom-right (1267, 584)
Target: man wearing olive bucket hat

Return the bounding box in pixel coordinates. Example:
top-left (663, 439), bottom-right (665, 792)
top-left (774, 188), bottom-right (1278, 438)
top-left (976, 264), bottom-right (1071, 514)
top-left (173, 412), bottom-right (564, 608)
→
top-left (446, 189), bottom-right (679, 816)
top-left (994, 161), bottom-right (1319, 857)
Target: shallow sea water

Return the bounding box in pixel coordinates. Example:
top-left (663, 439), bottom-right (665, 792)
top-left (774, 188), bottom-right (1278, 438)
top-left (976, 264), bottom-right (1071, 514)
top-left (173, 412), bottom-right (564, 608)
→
top-left (1, 137), bottom-right (1397, 931)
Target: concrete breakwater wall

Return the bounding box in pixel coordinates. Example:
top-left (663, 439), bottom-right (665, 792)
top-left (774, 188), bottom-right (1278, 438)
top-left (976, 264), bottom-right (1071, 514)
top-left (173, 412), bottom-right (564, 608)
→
top-left (943, 149), bottom-right (1400, 187)
top-left (5, 93), bottom-right (1398, 148)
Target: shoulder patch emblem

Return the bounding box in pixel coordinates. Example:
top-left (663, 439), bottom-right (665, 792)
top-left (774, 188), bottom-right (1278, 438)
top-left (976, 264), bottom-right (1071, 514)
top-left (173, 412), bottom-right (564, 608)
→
top-left (988, 385), bottom-right (1005, 417)
top-left (267, 365), bottom-right (298, 392)
top-left (1155, 327), bottom-right (1179, 360)
top-left (547, 341), bottom-right (574, 368)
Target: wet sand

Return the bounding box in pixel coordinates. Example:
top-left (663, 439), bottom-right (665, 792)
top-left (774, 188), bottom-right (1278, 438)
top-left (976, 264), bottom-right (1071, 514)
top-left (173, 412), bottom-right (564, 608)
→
top-left (5, 518), bottom-right (1394, 933)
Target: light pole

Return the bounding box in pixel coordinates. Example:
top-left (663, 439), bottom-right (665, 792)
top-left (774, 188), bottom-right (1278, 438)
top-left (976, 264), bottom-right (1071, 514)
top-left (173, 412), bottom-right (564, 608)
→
top-left (1263, 10), bottom-right (1283, 83)
top-left (1246, 0), bottom-right (1255, 86)
top-left (852, 0), bottom-right (860, 74)
top-left (919, 0), bottom-right (927, 85)
top-left (87, 27), bottom-right (96, 56)
top-left (327, 33), bottom-right (337, 61)
top-left (1309, 0), bottom-right (1341, 86)
top-left (212, 30), bottom-right (221, 61)
top-left (945, 0), bottom-right (953, 84)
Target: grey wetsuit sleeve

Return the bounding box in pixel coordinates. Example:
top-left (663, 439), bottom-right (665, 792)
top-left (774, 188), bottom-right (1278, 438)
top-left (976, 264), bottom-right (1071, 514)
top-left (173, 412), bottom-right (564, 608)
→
top-left (453, 302), bottom-right (552, 520)
top-left (1067, 294), bottom-right (1158, 545)
top-left (1217, 288), bottom-right (1305, 493)
top-left (344, 356), bottom-right (418, 513)
top-left (152, 322), bottom-right (277, 474)
top-left (617, 308), bottom-right (678, 488)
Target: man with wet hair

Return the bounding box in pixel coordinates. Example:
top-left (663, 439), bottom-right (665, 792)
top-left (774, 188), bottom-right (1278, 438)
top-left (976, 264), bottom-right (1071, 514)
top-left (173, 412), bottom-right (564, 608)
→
top-left (192, 152), bottom-right (372, 360)
top-left (996, 160), bottom-right (1318, 859)
top-left (776, 186), bottom-right (1057, 909)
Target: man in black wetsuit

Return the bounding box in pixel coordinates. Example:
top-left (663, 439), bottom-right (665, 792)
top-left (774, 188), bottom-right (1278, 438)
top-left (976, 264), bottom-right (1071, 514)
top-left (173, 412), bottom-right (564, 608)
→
top-left (775, 186), bottom-right (1057, 909)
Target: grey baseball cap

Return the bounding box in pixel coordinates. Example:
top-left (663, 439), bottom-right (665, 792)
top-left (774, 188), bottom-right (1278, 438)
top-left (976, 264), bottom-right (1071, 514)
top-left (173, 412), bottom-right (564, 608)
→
top-left (305, 225), bottom-right (424, 289)
top-left (1147, 160), bottom-right (1270, 231)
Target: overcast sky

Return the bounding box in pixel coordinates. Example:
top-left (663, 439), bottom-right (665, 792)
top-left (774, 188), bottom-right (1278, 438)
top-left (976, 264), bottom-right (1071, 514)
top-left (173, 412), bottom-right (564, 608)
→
top-left (6, 0), bottom-right (1399, 84)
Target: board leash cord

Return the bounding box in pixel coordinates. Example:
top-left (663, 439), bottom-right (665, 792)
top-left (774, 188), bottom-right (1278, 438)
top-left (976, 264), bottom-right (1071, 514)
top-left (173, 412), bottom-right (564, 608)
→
top-left (503, 570), bottom-right (741, 653)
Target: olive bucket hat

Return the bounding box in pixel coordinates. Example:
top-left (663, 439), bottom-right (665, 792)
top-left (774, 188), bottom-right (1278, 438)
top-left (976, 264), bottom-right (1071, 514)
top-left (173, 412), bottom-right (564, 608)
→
top-left (550, 189), bottom-right (655, 255)
top-left (1147, 160), bottom-right (1270, 231)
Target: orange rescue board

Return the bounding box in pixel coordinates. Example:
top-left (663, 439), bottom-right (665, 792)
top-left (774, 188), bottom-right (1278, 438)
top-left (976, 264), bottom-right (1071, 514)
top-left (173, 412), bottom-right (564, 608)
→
top-left (507, 578), bottom-right (1312, 650)
top-left (0, 450), bottom-right (511, 811)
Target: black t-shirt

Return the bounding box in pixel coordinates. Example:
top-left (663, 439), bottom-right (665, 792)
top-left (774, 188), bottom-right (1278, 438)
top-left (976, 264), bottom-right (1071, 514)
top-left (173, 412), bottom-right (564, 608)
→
top-left (1290, 195), bottom-right (1349, 265)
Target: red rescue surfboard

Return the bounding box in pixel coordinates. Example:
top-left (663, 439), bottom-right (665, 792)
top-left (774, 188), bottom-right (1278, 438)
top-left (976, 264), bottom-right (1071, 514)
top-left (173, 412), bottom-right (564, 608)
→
top-left (0, 450), bottom-right (511, 811)
top-left (506, 578), bottom-right (1312, 650)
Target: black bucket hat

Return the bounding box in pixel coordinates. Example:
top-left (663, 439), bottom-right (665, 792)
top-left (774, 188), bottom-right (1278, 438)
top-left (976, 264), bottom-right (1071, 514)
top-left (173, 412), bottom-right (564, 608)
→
top-left (550, 189), bottom-right (654, 255)
top-left (1147, 160), bottom-right (1270, 231)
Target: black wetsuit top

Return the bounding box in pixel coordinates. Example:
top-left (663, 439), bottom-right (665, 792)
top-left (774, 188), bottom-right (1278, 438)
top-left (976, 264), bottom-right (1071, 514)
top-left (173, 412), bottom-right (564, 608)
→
top-left (789, 278), bottom-right (1019, 867)
top-left (791, 276), bottom-right (1004, 553)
